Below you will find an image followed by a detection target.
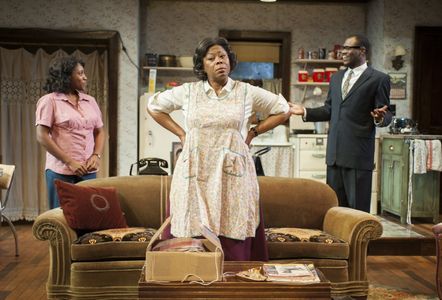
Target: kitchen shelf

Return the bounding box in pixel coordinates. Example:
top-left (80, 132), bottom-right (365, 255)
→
top-left (294, 82), bottom-right (329, 86)
top-left (293, 59), bottom-right (342, 103)
top-left (293, 59), bottom-right (343, 64)
top-left (142, 66), bottom-right (193, 71)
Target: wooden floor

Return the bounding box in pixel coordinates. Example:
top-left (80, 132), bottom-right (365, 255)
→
top-left (0, 221), bottom-right (438, 299)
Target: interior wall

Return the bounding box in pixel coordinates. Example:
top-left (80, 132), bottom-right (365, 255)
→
top-left (0, 0), bottom-right (140, 175)
top-left (140, 0), bottom-right (366, 134)
top-left (368, 0), bottom-right (442, 120)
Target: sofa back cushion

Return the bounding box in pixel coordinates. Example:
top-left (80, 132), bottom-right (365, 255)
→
top-left (78, 176), bottom-right (337, 230)
top-left (78, 175), bottom-right (171, 229)
top-left (258, 177), bottom-right (338, 229)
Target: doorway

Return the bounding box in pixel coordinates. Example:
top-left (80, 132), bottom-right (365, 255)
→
top-left (413, 26), bottom-right (442, 212)
top-left (219, 30), bottom-right (291, 100)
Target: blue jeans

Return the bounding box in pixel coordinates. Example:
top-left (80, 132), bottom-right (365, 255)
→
top-left (45, 169), bottom-right (97, 209)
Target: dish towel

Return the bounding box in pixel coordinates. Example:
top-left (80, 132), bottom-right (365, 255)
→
top-left (407, 140), bottom-right (415, 224)
top-left (413, 139), bottom-right (427, 174)
top-left (426, 139), bottom-right (442, 172)
top-left (407, 139), bottom-right (427, 224)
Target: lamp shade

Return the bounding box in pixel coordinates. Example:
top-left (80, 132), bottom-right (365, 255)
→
top-left (394, 45), bottom-right (406, 56)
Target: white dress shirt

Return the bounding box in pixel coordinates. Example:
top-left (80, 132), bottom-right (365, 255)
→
top-left (341, 62), bottom-right (368, 93)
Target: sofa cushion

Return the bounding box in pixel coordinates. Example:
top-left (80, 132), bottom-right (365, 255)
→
top-left (55, 179), bottom-right (127, 231)
top-left (265, 228), bottom-right (349, 260)
top-left (71, 227), bottom-right (156, 261)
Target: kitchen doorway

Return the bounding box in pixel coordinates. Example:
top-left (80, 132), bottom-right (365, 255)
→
top-left (413, 26), bottom-right (442, 212)
top-left (219, 30), bottom-right (291, 100)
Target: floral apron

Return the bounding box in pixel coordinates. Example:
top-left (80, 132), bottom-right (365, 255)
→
top-left (170, 81), bottom-right (259, 240)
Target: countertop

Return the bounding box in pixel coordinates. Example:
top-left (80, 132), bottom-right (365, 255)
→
top-left (251, 133), bottom-right (329, 147)
top-left (381, 134), bottom-right (442, 140)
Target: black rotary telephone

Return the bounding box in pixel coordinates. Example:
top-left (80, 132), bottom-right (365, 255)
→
top-left (130, 158), bottom-right (168, 176)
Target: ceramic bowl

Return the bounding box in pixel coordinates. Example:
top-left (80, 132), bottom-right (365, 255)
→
top-left (178, 56), bottom-right (193, 68)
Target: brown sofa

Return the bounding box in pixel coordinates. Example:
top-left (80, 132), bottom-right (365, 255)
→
top-left (33, 175), bottom-right (382, 299)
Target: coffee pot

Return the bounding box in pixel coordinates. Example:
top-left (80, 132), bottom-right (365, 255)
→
top-left (389, 117), bottom-right (418, 134)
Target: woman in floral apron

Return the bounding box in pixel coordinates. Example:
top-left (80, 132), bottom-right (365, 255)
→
top-left (148, 37), bottom-right (290, 261)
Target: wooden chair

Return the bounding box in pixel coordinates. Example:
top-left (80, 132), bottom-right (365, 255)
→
top-left (432, 223), bottom-right (442, 299)
top-left (0, 164), bottom-right (18, 256)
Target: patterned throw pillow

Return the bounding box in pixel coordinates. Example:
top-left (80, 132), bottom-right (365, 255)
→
top-left (74, 227), bottom-right (157, 245)
top-left (265, 228), bottom-right (345, 244)
top-left (55, 179), bottom-right (127, 230)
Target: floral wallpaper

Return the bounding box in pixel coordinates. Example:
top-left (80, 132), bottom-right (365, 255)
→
top-left (0, 0), bottom-right (139, 175)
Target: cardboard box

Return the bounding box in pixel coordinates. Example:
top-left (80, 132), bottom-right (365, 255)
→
top-left (144, 217), bottom-right (224, 282)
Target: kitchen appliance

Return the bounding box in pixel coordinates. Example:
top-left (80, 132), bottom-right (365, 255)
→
top-left (389, 117), bottom-right (418, 134)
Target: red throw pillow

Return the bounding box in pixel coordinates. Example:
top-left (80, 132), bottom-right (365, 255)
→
top-left (55, 179), bottom-right (128, 230)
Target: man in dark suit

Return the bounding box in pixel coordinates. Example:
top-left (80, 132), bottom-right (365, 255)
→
top-left (290, 34), bottom-right (392, 212)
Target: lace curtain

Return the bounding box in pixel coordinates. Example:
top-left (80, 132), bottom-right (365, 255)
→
top-left (0, 47), bottom-right (109, 221)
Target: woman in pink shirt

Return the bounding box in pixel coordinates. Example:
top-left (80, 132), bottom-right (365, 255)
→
top-left (36, 56), bottom-right (105, 209)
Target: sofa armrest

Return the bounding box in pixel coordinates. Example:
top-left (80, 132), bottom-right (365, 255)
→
top-left (323, 207), bottom-right (382, 281)
top-left (32, 208), bottom-right (77, 288)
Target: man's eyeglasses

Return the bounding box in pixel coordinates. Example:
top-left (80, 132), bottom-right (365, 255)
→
top-left (342, 45), bottom-right (364, 51)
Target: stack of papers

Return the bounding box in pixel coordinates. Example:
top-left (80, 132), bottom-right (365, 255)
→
top-left (262, 263), bottom-right (320, 283)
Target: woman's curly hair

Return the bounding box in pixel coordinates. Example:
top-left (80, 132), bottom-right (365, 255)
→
top-left (44, 56), bottom-right (85, 93)
top-left (193, 37), bottom-right (237, 81)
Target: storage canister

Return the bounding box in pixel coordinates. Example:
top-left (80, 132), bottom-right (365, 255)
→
top-left (325, 67), bottom-right (338, 82)
top-left (298, 70), bottom-right (308, 82)
top-left (312, 69), bottom-right (325, 82)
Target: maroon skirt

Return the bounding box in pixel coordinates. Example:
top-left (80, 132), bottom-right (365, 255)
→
top-left (163, 200), bottom-right (269, 261)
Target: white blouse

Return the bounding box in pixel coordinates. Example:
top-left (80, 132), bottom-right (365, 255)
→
top-left (148, 77), bottom-right (289, 139)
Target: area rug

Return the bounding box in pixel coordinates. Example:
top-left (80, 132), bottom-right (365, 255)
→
top-left (368, 284), bottom-right (438, 300)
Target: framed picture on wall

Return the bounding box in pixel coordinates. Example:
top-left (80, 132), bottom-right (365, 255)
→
top-left (389, 72), bottom-right (407, 99)
top-left (170, 142), bottom-right (183, 174)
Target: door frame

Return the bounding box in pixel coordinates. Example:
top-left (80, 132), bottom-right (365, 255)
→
top-left (413, 26), bottom-right (442, 135)
top-left (219, 30), bottom-right (291, 100)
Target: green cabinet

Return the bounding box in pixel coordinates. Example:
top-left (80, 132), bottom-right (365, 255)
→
top-left (380, 136), bottom-right (440, 224)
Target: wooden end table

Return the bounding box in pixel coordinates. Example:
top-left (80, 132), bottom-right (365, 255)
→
top-left (138, 261), bottom-right (331, 299)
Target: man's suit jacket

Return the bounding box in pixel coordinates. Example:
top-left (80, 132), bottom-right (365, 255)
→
top-left (306, 66), bottom-right (392, 170)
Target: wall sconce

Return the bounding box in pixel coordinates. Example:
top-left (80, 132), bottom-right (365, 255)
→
top-left (392, 45), bottom-right (406, 70)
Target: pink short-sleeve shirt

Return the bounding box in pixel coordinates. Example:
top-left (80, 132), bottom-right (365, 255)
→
top-left (35, 92), bottom-right (104, 175)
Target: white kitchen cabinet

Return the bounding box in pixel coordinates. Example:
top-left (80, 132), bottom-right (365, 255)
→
top-left (292, 134), bottom-right (327, 184)
top-left (292, 134), bottom-right (380, 214)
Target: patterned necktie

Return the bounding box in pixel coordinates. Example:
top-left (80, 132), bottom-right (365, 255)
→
top-left (342, 70), bottom-right (354, 99)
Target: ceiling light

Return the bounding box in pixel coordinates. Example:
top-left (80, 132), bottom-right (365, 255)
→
top-left (260, 0), bottom-right (277, 2)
